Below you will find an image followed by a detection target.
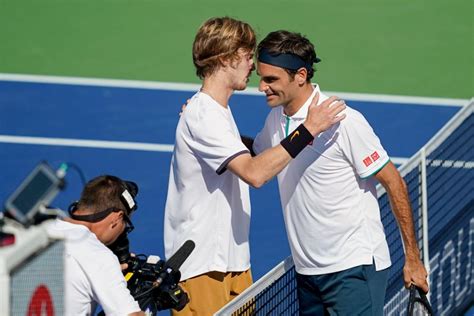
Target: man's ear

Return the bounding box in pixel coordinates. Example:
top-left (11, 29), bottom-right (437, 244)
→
top-left (110, 211), bottom-right (123, 227)
top-left (219, 56), bottom-right (229, 68)
top-left (296, 67), bottom-right (308, 85)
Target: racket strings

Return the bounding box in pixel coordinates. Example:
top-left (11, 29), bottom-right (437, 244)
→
top-left (407, 285), bottom-right (433, 316)
top-left (412, 300), bottom-right (431, 315)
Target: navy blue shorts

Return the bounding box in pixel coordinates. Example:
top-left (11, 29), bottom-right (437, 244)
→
top-left (296, 263), bottom-right (389, 316)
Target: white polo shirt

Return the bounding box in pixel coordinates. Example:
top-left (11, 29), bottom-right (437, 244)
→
top-left (253, 85), bottom-right (391, 275)
top-left (46, 219), bottom-right (141, 316)
top-left (164, 91), bottom-right (251, 281)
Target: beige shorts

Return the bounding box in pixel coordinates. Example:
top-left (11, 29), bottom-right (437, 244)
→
top-left (172, 269), bottom-right (252, 316)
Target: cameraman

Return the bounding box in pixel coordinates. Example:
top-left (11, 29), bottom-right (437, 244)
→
top-left (46, 175), bottom-right (144, 316)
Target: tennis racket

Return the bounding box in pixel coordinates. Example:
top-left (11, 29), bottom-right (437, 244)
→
top-left (406, 284), bottom-right (434, 316)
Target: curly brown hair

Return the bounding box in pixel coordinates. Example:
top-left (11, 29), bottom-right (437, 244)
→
top-left (193, 17), bottom-right (256, 79)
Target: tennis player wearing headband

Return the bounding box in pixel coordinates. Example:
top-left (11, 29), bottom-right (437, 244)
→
top-left (252, 30), bottom-right (429, 315)
top-left (47, 175), bottom-right (143, 316)
top-left (163, 17), bottom-right (346, 315)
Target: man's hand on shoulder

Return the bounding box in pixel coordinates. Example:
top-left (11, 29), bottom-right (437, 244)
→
top-left (303, 93), bottom-right (346, 136)
top-left (179, 99), bottom-right (191, 116)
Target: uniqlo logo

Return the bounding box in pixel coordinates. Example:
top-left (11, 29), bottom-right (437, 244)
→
top-left (371, 151), bottom-right (380, 161)
top-left (363, 156), bottom-right (373, 167)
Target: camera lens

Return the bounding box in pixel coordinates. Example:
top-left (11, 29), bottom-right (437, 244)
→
top-left (109, 231), bottom-right (130, 264)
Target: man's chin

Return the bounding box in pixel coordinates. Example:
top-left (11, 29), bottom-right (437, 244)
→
top-left (235, 83), bottom-right (248, 91)
top-left (266, 96), bottom-right (279, 107)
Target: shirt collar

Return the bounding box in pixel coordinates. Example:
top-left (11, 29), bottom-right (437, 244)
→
top-left (280, 84), bottom-right (321, 120)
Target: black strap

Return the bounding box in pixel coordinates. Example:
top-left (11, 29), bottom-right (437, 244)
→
top-left (280, 124), bottom-right (314, 158)
top-left (69, 207), bottom-right (122, 223)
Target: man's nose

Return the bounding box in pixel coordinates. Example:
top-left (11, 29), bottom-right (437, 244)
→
top-left (258, 80), bottom-right (268, 92)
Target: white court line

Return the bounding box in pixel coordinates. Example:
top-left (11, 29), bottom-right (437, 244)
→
top-left (0, 73), bottom-right (468, 107)
top-left (0, 134), bottom-right (413, 164)
top-left (0, 135), bottom-right (174, 152)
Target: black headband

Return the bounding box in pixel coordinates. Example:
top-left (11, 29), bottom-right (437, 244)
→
top-left (258, 48), bottom-right (321, 71)
top-left (67, 179), bottom-right (139, 223)
top-left (69, 207), bottom-right (123, 222)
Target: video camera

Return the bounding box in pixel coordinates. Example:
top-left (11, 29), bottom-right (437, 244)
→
top-left (109, 232), bottom-right (194, 314)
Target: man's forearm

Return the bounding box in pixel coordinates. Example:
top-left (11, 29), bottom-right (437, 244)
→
top-left (375, 162), bottom-right (420, 258)
top-left (387, 179), bottom-right (420, 259)
top-left (228, 144), bottom-right (292, 188)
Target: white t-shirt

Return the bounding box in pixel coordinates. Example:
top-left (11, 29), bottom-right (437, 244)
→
top-left (253, 85), bottom-right (391, 275)
top-left (164, 91), bottom-right (251, 281)
top-left (46, 219), bottom-right (140, 316)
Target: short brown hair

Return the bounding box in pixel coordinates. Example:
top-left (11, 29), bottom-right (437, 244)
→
top-left (77, 175), bottom-right (129, 214)
top-left (257, 30), bottom-right (319, 81)
top-left (193, 17), bottom-right (256, 79)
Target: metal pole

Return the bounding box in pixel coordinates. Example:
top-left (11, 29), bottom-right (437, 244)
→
top-left (420, 147), bottom-right (430, 300)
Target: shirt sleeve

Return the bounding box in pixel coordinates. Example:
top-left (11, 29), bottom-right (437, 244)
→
top-left (187, 105), bottom-right (249, 175)
top-left (87, 248), bottom-right (141, 315)
top-left (340, 109), bottom-right (390, 179)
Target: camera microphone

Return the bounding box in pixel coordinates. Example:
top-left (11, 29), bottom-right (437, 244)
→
top-left (153, 240), bottom-right (195, 288)
top-left (165, 240), bottom-right (195, 271)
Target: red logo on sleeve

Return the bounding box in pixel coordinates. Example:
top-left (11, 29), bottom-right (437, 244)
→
top-left (371, 151), bottom-right (380, 161)
top-left (363, 156), bottom-right (373, 167)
